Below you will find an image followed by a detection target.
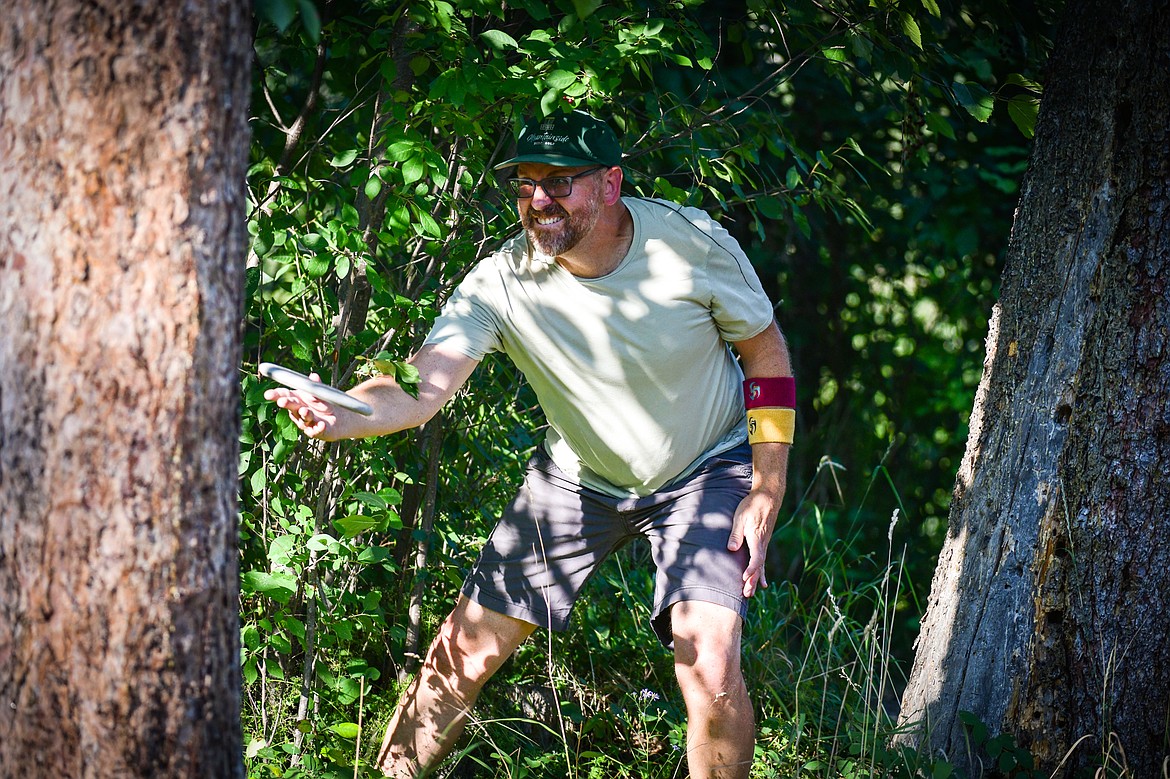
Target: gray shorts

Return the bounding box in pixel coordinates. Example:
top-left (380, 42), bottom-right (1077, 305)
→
top-left (461, 442), bottom-right (753, 648)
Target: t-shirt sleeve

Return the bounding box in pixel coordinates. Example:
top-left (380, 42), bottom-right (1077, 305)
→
top-left (422, 262), bottom-right (505, 360)
top-left (692, 210), bottom-right (775, 341)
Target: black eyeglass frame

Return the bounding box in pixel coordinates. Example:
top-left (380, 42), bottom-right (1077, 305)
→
top-left (505, 166), bottom-right (607, 199)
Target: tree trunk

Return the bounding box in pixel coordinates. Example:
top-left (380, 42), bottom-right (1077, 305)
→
top-left (896, 1), bottom-right (1170, 775)
top-left (0, 1), bottom-right (250, 776)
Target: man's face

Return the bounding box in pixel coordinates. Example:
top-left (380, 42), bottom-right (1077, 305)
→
top-left (516, 163), bottom-right (604, 257)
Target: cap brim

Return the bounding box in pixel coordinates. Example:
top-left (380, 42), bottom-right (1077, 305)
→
top-left (493, 153), bottom-right (610, 171)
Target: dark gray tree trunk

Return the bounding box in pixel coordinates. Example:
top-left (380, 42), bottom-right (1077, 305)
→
top-left (0, 1), bottom-right (250, 776)
top-left (897, 1), bottom-right (1170, 776)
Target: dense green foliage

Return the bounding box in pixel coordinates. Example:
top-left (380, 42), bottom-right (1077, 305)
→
top-left (239, 0), bottom-right (1055, 775)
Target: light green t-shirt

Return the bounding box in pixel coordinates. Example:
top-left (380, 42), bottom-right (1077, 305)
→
top-left (424, 197), bottom-right (775, 497)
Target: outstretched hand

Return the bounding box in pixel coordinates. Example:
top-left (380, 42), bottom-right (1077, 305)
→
top-left (264, 372), bottom-right (338, 439)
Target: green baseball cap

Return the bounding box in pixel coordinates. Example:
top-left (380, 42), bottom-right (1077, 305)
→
top-left (494, 110), bottom-right (623, 170)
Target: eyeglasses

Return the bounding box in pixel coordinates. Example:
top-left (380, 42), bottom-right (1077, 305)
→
top-left (505, 167), bottom-right (605, 199)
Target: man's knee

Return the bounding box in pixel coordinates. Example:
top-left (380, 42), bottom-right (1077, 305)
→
top-left (420, 632), bottom-right (493, 703)
top-left (422, 598), bottom-right (535, 695)
top-left (671, 601), bottom-right (746, 699)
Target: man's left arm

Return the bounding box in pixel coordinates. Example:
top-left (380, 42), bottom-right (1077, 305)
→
top-left (729, 321), bottom-right (793, 597)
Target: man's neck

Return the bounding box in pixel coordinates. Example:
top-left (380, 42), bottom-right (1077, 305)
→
top-left (556, 199), bottom-right (633, 279)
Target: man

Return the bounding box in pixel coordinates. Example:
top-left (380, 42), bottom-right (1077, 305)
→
top-left (265, 110), bottom-right (794, 778)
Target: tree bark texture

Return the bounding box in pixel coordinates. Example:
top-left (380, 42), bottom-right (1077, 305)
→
top-left (897, 1), bottom-right (1170, 775)
top-left (0, 1), bottom-right (250, 776)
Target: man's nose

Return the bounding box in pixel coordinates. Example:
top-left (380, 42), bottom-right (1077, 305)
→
top-left (530, 184), bottom-right (556, 209)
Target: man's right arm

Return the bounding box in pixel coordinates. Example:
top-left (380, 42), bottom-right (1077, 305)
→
top-left (265, 342), bottom-right (479, 442)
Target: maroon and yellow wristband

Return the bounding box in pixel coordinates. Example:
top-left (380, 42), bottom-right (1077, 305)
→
top-left (744, 377), bottom-right (795, 445)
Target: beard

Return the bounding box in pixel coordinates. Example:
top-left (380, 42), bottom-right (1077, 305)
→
top-left (521, 193), bottom-right (602, 257)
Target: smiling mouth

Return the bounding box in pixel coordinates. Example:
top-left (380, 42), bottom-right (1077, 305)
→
top-left (534, 215), bottom-right (565, 226)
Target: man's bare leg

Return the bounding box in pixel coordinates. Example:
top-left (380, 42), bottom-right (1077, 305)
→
top-left (672, 600), bottom-right (755, 779)
top-left (377, 596), bottom-right (536, 777)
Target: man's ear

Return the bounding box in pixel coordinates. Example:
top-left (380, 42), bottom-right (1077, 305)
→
top-left (603, 166), bottom-right (624, 205)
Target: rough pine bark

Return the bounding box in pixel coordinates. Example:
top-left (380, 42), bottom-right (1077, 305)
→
top-left (896, 1), bottom-right (1170, 775)
top-left (0, 1), bottom-right (250, 776)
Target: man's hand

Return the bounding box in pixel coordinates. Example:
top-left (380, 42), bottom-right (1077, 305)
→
top-left (728, 483), bottom-right (783, 598)
top-left (264, 372), bottom-right (340, 440)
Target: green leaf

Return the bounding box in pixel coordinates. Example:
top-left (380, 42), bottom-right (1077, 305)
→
top-left (302, 252), bottom-right (330, 278)
top-left (281, 614), bottom-right (306, 640)
top-left (849, 29), bottom-right (873, 61)
top-left (402, 157), bottom-right (426, 186)
top-left (1005, 72), bottom-right (1042, 93)
top-left (330, 722), bottom-right (361, 739)
top-left (413, 207), bottom-right (442, 239)
top-left (245, 266), bottom-right (261, 301)
top-left (925, 111), bottom-right (956, 139)
top-left (571, 0), bottom-right (603, 19)
top-left (958, 711), bottom-right (989, 744)
top-left (821, 46), bottom-right (847, 63)
top-left (386, 141), bottom-right (416, 162)
top-left (297, 0), bottom-right (320, 41)
top-left (920, 0), bottom-right (941, 17)
top-left (323, 747), bottom-right (349, 763)
top-left (358, 545), bottom-right (394, 564)
top-left (353, 491), bottom-right (389, 510)
top-left (330, 149), bottom-right (359, 167)
top-left (756, 196), bottom-right (785, 220)
top-left (268, 534), bottom-right (297, 568)
top-left (901, 13), bottom-right (923, 49)
top-left (785, 166), bottom-right (802, 190)
top-left (545, 69), bottom-right (577, 89)
top-left (249, 467), bottom-right (266, 497)
top-left (364, 175), bottom-right (383, 200)
top-left (790, 202), bottom-right (811, 239)
top-left (480, 29), bottom-right (519, 50)
top-left (255, 0), bottom-right (297, 31)
top-left (953, 82), bottom-right (994, 122)
top-left (540, 87), bottom-right (562, 116)
top-left (1007, 95), bottom-right (1040, 138)
top-left (337, 676), bottom-right (362, 703)
top-left (241, 571), bottom-right (297, 602)
top-left (394, 361), bottom-right (422, 398)
top-left (306, 533), bottom-right (336, 552)
top-left (334, 515), bottom-right (381, 538)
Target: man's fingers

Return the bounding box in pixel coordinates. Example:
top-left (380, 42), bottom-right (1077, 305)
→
top-left (743, 568), bottom-right (761, 597)
top-left (741, 534), bottom-right (769, 597)
top-left (264, 374), bottom-right (337, 441)
top-left (727, 502), bottom-right (748, 552)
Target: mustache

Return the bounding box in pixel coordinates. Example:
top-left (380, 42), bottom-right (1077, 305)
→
top-left (524, 202), bottom-right (569, 221)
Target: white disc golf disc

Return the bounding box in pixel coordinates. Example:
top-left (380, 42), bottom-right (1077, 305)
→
top-left (259, 362), bottom-right (374, 416)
